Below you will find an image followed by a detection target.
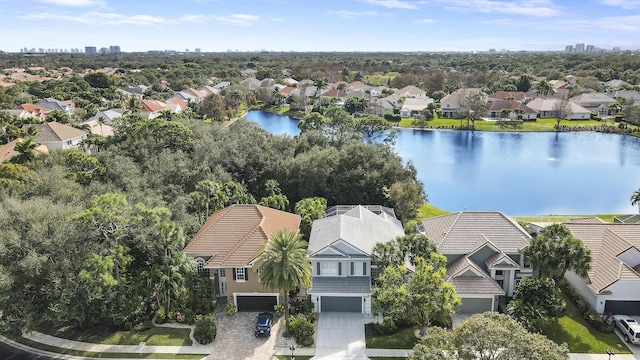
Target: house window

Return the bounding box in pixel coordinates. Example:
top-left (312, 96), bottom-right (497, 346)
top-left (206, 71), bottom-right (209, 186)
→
top-left (235, 268), bottom-right (246, 282)
top-left (65, 140), bottom-right (72, 146)
top-left (196, 258), bottom-right (205, 272)
top-left (352, 262), bottom-right (364, 276)
top-left (219, 269), bottom-right (226, 277)
top-left (495, 270), bottom-right (504, 276)
top-left (320, 262), bottom-right (338, 276)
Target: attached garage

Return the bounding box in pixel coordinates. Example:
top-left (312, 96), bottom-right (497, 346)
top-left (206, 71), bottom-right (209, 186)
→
top-left (604, 301), bottom-right (640, 316)
top-left (457, 297), bottom-right (493, 314)
top-left (236, 295), bottom-right (278, 312)
top-left (321, 296), bottom-right (362, 312)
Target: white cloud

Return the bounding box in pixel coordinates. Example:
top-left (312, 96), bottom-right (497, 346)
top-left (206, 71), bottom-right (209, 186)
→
top-left (600, 0), bottom-right (640, 8)
top-left (37, 0), bottom-right (105, 6)
top-left (414, 18), bottom-right (437, 23)
top-left (441, 0), bottom-right (560, 17)
top-left (360, 0), bottom-right (418, 9)
top-left (215, 14), bottom-right (261, 26)
top-left (328, 10), bottom-right (379, 19)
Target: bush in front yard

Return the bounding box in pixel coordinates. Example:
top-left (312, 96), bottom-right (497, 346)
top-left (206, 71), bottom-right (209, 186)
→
top-left (289, 314), bottom-right (314, 346)
top-left (373, 316), bottom-right (397, 335)
top-left (193, 314), bottom-right (217, 345)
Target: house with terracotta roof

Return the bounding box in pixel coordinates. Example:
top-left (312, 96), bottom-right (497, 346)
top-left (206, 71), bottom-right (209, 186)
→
top-left (563, 222), bottom-right (640, 315)
top-left (487, 91), bottom-right (535, 103)
top-left (307, 205), bottom-right (405, 314)
top-left (321, 88), bottom-right (348, 100)
top-left (0, 137), bottom-right (49, 163)
top-left (418, 211), bottom-right (533, 313)
top-left (9, 104), bottom-right (50, 120)
top-left (23, 122), bottom-right (88, 151)
top-left (183, 204), bottom-right (301, 312)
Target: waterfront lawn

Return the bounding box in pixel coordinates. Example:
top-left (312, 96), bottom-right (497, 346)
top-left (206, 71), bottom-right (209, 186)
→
top-left (47, 325), bottom-right (192, 346)
top-left (540, 294), bottom-right (631, 354)
top-left (365, 325), bottom-right (419, 349)
top-left (396, 116), bottom-right (615, 132)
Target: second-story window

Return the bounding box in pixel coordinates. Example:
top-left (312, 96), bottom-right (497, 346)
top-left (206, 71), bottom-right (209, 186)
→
top-left (320, 262), bottom-right (338, 276)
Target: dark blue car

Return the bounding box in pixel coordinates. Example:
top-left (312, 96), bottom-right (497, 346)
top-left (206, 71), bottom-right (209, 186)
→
top-left (255, 312), bottom-right (274, 337)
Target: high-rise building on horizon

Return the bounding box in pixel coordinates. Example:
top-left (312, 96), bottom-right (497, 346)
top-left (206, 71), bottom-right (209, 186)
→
top-left (565, 45), bottom-right (574, 53)
top-left (575, 43), bottom-right (585, 53)
top-left (586, 45), bottom-right (595, 53)
top-left (109, 45), bottom-right (121, 53)
top-left (85, 46), bottom-right (97, 54)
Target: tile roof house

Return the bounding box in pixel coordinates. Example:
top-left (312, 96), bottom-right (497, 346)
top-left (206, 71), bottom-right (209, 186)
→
top-left (120, 85), bottom-right (149, 100)
top-left (487, 91), bottom-right (534, 103)
top-left (0, 137), bottom-right (49, 162)
top-left (9, 104), bottom-right (50, 120)
top-left (23, 122), bottom-right (88, 151)
top-left (526, 98), bottom-right (591, 119)
top-left (307, 205), bottom-right (405, 314)
top-left (240, 78), bottom-right (262, 90)
top-left (400, 97), bottom-right (434, 118)
top-left (486, 100), bottom-right (537, 120)
top-left (85, 109), bottom-right (124, 124)
top-left (569, 93), bottom-right (617, 117)
top-left (418, 211), bottom-right (533, 314)
top-left (183, 204), bottom-right (301, 312)
top-left (321, 88), bottom-right (348, 100)
top-left (563, 222), bottom-right (640, 315)
top-left (440, 88), bottom-right (487, 118)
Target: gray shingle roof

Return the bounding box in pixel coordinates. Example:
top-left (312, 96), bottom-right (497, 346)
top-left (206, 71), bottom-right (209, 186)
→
top-left (308, 205), bottom-right (404, 256)
top-left (446, 256), bottom-right (505, 295)
top-left (308, 276), bottom-right (372, 294)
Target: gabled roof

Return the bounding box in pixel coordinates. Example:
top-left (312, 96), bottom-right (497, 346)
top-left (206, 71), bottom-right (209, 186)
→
top-left (35, 98), bottom-right (74, 111)
top-left (321, 88), bottom-right (347, 98)
top-left (526, 98), bottom-right (591, 114)
top-left (140, 100), bottom-right (166, 112)
top-left (565, 223), bottom-right (640, 294)
top-left (0, 137), bottom-right (49, 162)
top-left (395, 85), bottom-right (426, 96)
top-left (400, 97), bottom-right (434, 112)
top-left (488, 91), bottom-right (532, 101)
top-left (240, 78), bottom-right (261, 89)
top-left (486, 100), bottom-right (536, 113)
top-left (184, 204), bottom-right (301, 267)
top-left (569, 92), bottom-right (616, 105)
top-left (308, 205), bottom-right (404, 257)
top-left (420, 211), bottom-right (531, 255)
top-left (484, 252), bottom-right (520, 269)
top-left (25, 122), bottom-right (88, 142)
top-left (446, 256), bottom-right (505, 295)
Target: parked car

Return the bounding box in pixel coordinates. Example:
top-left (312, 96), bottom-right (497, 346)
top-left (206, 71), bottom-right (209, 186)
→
top-left (612, 315), bottom-right (640, 344)
top-left (255, 312), bottom-right (274, 337)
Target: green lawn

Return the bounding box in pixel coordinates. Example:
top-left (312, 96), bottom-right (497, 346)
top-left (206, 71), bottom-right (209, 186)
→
top-left (397, 116), bottom-right (623, 132)
top-left (7, 336), bottom-right (204, 359)
top-left (365, 325), bottom-right (419, 349)
top-left (514, 214), bottom-right (623, 223)
top-left (541, 295), bottom-right (631, 354)
top-left (416, 203), bottom-right (449, 221)
top-left (46, 325), bottom-right (192, 346)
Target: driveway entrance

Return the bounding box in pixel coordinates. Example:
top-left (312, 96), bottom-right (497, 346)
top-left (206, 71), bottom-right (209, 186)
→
top-left (312, 313), bottom-right (369, 360)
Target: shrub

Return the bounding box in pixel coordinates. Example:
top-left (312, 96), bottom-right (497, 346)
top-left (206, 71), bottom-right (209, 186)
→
top-left (133, 320), bottom-right (153, 331)
top-left (156, 306), bottom-right (167, 324)
top-left (305, 312), bottom-right (318, 323)
top-left (300, 296), bottom-right (315, 314)
top-left (273, 304), bottom-right (285, 315)
top-left (184, 309), bottom-right (195, 325)
top-left (374, 316), bottom-right (397, 335)
top-left (584, 310), bottom-right (614, 333)
top-left (193, 314), bottom-right (217, 345)
top-left (289, 314), bottom-right (314, 346)
top-left (225, 302), bottom-right (237, 315)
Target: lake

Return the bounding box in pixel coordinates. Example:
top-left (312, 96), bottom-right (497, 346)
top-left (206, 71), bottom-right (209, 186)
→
top-left (245, 110), bottom-right (640, 215)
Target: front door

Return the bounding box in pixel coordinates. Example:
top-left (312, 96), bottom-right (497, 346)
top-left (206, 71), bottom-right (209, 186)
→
top-left (218, 269), bottom-right (227, 297)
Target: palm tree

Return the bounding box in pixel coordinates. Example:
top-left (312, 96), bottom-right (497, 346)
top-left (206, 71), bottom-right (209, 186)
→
top-left (259, 230), bottom-right (311, 335)
top-left (313, 77), bottom-right (328, 111)
top-left (631, 188), bottom-right (640, 213)
top-left (12, 138), bottom-right (38, 164)
top-left (535, 80), bottom-right (554, 97)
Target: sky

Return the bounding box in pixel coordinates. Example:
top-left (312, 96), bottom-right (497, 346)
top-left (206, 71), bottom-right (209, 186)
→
top-left (1, 0), bottom-right (640, 53)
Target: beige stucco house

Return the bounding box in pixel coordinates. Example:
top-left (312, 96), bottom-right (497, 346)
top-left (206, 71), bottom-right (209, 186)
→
top-left (183, 204), bottom-right (301, 311)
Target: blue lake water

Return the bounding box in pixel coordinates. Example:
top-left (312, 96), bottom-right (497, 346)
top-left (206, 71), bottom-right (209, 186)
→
top-left (245, 110), bottom-right (640, 215)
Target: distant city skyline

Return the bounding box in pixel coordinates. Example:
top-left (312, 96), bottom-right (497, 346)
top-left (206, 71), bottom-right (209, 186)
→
top-left (1, 0), bottom-right (640, 53)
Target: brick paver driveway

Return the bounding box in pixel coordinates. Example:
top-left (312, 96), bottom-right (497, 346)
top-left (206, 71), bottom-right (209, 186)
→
top-left (203, 311), bottom-right (281, 360)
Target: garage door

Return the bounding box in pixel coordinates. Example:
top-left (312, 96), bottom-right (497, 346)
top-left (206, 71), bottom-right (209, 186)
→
top-left (236, 296), bottom-right (278, 312)
top-left (457, 298), bottom-right (492, 314)
top-left (321, 296), bottom-right (361, 312)
top-left (604, 301), bottom-right (640, 316)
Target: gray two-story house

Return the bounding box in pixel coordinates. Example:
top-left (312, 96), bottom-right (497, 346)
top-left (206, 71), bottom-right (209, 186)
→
top-left (307, 205), bottom-right (405, 314)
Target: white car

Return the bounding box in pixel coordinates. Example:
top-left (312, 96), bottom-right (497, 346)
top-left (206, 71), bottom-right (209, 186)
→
top-left (613, 315), bottom-right (640, 345)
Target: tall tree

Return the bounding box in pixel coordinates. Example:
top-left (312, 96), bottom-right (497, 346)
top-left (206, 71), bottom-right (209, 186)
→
top-left (372, 253), bottom-right (460, 336)
top-left (536, 80), bottom-right (554, 97)
top-left (313, 77), bottom-right (329, 110)
top-left (259, 179), bottom-right (289, 211)
top-left (507, 277), bottom-right (565, 332)
top-left (386, 179), bottom-right (427, 222)
top-left (11, 137), bottom-right (39, 164)
top-left (294, 197), bottom-right (327, 239)
top-left (258, 230), bottom-right (311, 335)
top-left (524, 224), bottom-right (591, 282)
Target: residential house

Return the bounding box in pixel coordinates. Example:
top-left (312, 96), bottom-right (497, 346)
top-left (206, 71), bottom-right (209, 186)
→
top-left (548, 80), bottom-right (571, 99)
top-left (440, 88), bottom-right (486, 118)
top-left (240, 78), bottom-right (262, 90)
top-left (183, 204), bottom-right (301, 312)
top-left (369, 86), bottom-right (388, 97)
top-left (283, 78), bottom-right (299, 87)
top-left (307, 205), bottom-right (405, 314)
top-left (0, 137), bottom-right (49, 162)
top-left (606, 90), bottom-right (640, 106)
top-left (418, 211), bottom-right (533, 313)
top-left (486, 100), bottom-right (537, 120)
top-left (85, 109), bottom-right (124, 124)
top-left (604, 79), bottom-right (631, 90)
top-left (321, 88), bottom-right (348, 101)
top-left (346, 81), bottom-right (371, 94)
top-left (563, 222), bottom-right (640, 315)
top-left (569, 93), bottom-right (617, 117)
top-left (9, 104), bottom-right (50, 120)
top-left (280, 86), bottom-right (300, 98)
top-left (487, 91), bottom-right (534, 104)
top-left (526, 98), bottom-right (591, 119)
top-left (119, 85), bottom-right (149, 100)
top-left (400, 97), bottom-right (434, 118)
top-left (35, 98), bottom-right (74, 114)
top-left (24, 122), bottom-right (88, 151)
top-left (81, 119), bottom-right (114, 137)
top-left (213, 81), bottom-right (230, 91)
top-left (614, 215), bottom-right (640, 224)
top-left (382, 85), bottom-right (429, 108)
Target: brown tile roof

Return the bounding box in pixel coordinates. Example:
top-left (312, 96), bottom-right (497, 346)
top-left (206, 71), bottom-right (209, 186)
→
top-left (565, 223), bottom-right (640, 294)
top-left (184, 204), bottom-right (301, 267)
top-left (321, 89), bottom-right (347, 98)
top-left (25, 122), bottom-right (88, 142)
top-left (486, 100), bottom-right (535, 113)
top-left (568, 217), bottom-right (606, 224)
top-left (140, 100), bottom-right (166, 112)
top-left (447, 256), bottom-right (505, 295)
top-left (420, 211), bottom-right (531, 255)
top-left (0, 138), bottom-right (48, 162)
top-left (166, 97), bottom-right (188, 108)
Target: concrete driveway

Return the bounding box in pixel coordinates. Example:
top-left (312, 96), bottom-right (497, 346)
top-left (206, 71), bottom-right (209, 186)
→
top-left (312, 313), bottom-right (369, 360)
top-left (203, 311), bottom-right (280, 360)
